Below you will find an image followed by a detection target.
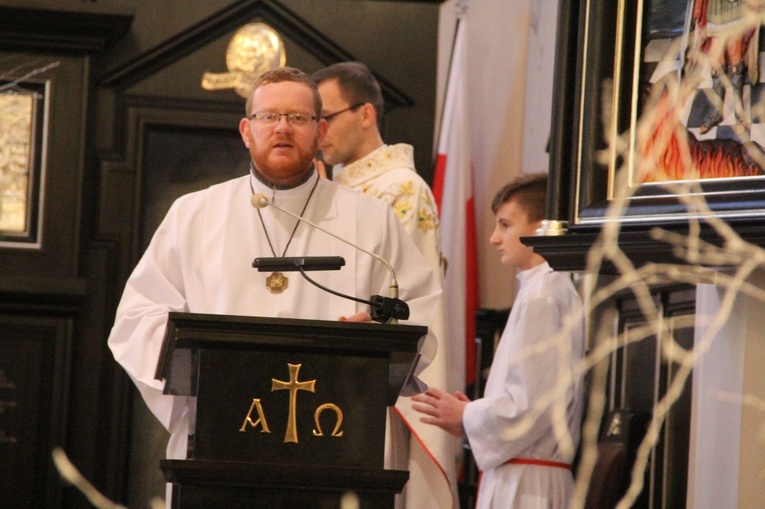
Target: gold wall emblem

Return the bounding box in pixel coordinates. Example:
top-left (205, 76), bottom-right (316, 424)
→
top-left (201, 22), bottom-right (286, 99)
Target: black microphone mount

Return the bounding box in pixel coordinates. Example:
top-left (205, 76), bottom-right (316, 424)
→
top-left (252, 256), bottom-right (345, 272)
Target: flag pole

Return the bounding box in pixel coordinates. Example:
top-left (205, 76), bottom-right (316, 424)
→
top-left (432, 2), bottom-right (479, 391)
top-left (433, 0), bottom-right (468, 167)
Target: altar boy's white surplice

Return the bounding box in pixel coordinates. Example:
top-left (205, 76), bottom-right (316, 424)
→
top-left (463, 262), bottom-right (585, 509)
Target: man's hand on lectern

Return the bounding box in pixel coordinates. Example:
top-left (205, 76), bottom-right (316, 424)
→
top-left (338, 311), bottom-right (373, 322)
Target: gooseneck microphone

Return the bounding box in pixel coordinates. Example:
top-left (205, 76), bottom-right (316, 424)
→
top-left (251, 193), bottom-right (400, 298)
top-left (251, 193), bottom-right (409, 323)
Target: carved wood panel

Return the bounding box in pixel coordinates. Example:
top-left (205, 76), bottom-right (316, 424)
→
top-left (607, 285), bottom-right (695, 508)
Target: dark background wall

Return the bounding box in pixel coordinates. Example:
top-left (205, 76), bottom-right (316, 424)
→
top-left (94, 0), bottom-right (440, 182)
top-left (0, 1), bottom-right (441, 507)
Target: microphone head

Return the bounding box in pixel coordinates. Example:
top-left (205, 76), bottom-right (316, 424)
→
top-left (251, 194), bottom-right (270, 209)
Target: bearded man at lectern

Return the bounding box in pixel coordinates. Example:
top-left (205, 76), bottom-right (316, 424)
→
top-left (107, 67), bottom-right (442, 503)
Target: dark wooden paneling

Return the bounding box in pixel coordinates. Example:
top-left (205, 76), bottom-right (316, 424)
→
top-left (95, 0), bottom-right (437, 182)
top-left (0, 316), bottom-right (73, 509)
top-left (0, 4), bottom-right (135, 508)
top-left (61, 240), bottom-right (132, 505)
top-left (606, 285), bottom-right (694, 508)
top-left (0, 2), bottom-right (133, 52)
top-left (0, 52), bottom-right (88, 279)
top-left (98, 99), bottom-right (245, 269)
top-left (99, 0), bottom-right (411, 111)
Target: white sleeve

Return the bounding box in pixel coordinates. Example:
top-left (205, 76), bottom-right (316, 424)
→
top-left (107, 200), bottom-right (190, 434)
top-left (462, 295), bottom-right (565, 470)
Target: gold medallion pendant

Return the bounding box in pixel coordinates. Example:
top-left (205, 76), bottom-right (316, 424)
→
top-left (266, 272), bottom-right (289, 293)
top-left (254, 175), bottom-right (319, 295)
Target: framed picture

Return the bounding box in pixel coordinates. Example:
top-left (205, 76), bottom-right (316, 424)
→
top-left (0, 80), bottom-right (48, 248)
top-left (573, 0), bottom-right (765, 227)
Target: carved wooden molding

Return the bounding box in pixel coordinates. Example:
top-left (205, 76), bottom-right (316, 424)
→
top-left (97, 0), bottom-right (413, 108)
top-left (0, 2), bottom-right (134, 52)
top-left (524, 223), bottom-right (765, 273)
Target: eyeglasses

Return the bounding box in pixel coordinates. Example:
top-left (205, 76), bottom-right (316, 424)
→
top-left (322, 102), bottom-right (365, 123)
top-left (250, 112), bottom-right (319, 126)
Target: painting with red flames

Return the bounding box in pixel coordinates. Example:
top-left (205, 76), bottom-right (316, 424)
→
top-left (633, 0), bottom-right (765, 185)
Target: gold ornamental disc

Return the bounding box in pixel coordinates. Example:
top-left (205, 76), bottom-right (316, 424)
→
top-left (201, 22), bottom-right (286, 98)
top-left (226, 22), bottom-right (286, 76)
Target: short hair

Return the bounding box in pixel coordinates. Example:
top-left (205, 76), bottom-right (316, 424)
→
top-left (245, 67), bottom-right (322, 118)
top-left (312, 62), bottom-right (384, 128)
top-left (491, 173), bottom-right (548, 221)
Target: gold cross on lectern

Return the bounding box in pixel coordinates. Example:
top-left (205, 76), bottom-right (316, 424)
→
top-left (271, 363), bottom-right (316, 443)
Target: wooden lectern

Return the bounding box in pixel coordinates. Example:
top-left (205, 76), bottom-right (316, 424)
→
top-left (154, 312), bottom-right (427, 509)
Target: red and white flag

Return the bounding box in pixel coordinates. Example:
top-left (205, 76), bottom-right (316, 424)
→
top-left (433, 17), bottom-right (479, 393)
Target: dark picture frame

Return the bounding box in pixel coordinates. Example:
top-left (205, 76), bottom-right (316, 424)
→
top-left (0, 80), bottom-right (48, 248)
top-left (572, 0), bottom-right (765, 228)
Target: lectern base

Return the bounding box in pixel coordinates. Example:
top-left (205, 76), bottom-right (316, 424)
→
top-left (161, 459), bottom-right (409, 509)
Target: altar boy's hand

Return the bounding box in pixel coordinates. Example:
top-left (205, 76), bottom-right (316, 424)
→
top-left (411, 387), bottom-right (470, 438)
